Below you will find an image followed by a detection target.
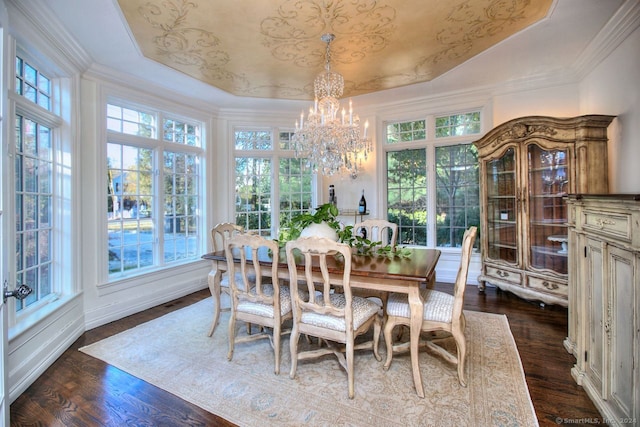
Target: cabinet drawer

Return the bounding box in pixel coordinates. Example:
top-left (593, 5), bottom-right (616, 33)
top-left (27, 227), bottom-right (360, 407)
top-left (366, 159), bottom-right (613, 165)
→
top-left (528, 276), bottom-right (568, 297)
top-left (582, 209), bottom-right (632, 242)
top-left (485, 266), bottom-right (522, 285)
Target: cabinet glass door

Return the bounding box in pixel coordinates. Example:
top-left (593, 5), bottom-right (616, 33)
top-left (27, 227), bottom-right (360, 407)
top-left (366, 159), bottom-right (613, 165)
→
top-left (527, 144), bottom-right (568, 274)
top-left (485, 147), bottom-right (517, 264)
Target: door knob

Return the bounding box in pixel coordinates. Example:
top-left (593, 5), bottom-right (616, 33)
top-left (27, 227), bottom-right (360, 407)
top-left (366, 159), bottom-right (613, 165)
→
top-left (3, 283), bottom-right (33, 303)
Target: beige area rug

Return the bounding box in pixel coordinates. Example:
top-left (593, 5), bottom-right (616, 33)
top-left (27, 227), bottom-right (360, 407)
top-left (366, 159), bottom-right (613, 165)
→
top-left (80, 298), bottom-right (538, 427)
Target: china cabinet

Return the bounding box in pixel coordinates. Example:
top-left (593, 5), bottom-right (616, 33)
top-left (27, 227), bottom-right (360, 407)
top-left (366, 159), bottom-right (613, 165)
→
top-left (473, 115), bottom-right (615, 306)
top-left (565, 194), bottom-right (640, 426)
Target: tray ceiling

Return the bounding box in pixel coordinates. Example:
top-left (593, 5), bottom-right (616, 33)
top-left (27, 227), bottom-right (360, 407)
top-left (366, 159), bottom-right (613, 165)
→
top-left (117, 0), bottom-right (553, 100)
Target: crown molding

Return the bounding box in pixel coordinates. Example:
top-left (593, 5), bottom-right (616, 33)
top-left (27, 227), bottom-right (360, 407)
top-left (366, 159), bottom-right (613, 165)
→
top-left (6, 0), bottom-right (92, 74)
top-left (573, 0), bottom-right (640, 80)
top-left (84, 63), bottom-right (221, 117)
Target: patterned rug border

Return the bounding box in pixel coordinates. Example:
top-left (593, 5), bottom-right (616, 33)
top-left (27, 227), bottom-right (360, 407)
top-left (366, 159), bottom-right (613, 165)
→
top-left (80, 298), bottom-right (538, 427)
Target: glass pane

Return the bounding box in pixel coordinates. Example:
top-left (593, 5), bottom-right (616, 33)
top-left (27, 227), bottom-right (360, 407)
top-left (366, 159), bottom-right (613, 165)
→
top-left (386, 149), bottom-right (427, 245)
top-left (24, 63), bottom-right (36, 85)
top-left (39, 229), bottom-right (51, 263)
top-left (235, 157), bottom-right (272, 235)
top-left (40, 264), bottom-right (51, 297)
top-left (435, 144), bottom-right (480, 248)
top-left (435, 111), bottom-right (482, 138)
top-left (38, 74), bottom-right (50, 94)
top-left (24, 84), bottom-right (37, 103)
top-left (527, 144), bottom-right (569, 274)
top-left (235, 130), bottom-right (272, 150)
top-left (386, 120), bottom-right (426, 144)
top-left (485, 147), bottom-right (517, 263)
top-left (277, 157), bottom-right (313, 238)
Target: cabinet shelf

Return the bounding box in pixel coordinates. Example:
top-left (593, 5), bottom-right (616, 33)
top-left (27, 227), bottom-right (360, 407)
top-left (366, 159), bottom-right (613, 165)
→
top-left (489, 220), bottom-right (516, 225)
top-left (489, 242), bottom-right (517, 250)
top-left (487, 195), bottom-right (516, 200)
top-left (531, 245), bottom-right (568, 257)
top-left (529, 165), bottom-right (567, 173)
top-left (530, 219), bottom-right (567, 225)
top-left (529, 193), bottom-right (567, 199)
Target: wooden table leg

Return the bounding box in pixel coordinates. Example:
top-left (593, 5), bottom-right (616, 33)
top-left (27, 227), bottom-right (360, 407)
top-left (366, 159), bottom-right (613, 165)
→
top-left (207, 266), bottom-right (223, 337)
top-left (408, 287), bottom-right (425, 398)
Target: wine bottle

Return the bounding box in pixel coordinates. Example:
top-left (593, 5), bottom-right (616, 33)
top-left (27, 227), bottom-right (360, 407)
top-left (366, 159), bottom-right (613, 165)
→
top-left (329, 185), bottom-right (336, 206)
top-left (358, 189), bottom-right (367, 214)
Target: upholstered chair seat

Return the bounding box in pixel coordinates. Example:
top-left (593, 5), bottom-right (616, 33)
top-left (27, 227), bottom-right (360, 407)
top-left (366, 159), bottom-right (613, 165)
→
top-left (301, 293), bottom-right (381, 332)
top-left (386, 288), bottom-right (455, 323)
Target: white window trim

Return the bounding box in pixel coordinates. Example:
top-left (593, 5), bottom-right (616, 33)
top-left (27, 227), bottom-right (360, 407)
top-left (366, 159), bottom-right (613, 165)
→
top-left (6, 43), bottom-right (78, 331)
top-left (379, 107), bottom-right (487, 248)
top-left (232, 125), bottom-right (318, 238)
top-left (96, 91), bottom-right (208, 288)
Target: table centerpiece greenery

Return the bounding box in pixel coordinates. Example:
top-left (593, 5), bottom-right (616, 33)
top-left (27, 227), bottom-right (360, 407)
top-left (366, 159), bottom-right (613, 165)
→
top-left (277, 203), bottom-right (410, 258)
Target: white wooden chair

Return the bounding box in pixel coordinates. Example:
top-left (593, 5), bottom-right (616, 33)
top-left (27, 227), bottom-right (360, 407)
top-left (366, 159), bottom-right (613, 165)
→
top-left (382, 226), bottom-right (477, 394)
top-left (353, 219), bottom-right (398, 247)
top-left (207, 223), bottom-right (255, 337)
top-left (225, 233), bottom-right (291, 374)
top-left (352, 219), bottom-right (399, 310)
top-left (286, 237), bottom-right (382, 399)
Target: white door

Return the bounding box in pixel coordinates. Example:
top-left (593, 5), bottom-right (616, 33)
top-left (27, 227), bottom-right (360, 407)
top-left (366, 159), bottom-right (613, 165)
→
top-left (1, 210), bottom-right (8, 426)
top-left (1, 11), bottom-right (8, 424)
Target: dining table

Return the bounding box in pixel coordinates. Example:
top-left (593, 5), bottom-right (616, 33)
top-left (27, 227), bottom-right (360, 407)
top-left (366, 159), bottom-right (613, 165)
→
top-left (201, 245), bottom-right (441, 398)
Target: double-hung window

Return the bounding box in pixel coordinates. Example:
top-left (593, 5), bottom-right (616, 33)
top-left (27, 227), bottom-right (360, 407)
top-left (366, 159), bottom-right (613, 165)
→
top-left (234, 129), bottom-right (314, 237)
top-left (106, 103), bottom-right (203, 278)
top-left (385, 112), bottom-right (481, 248)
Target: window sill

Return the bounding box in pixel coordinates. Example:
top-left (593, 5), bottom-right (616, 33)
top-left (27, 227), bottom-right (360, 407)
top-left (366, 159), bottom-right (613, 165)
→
top-left (98, 259), bottom-right (210, 296)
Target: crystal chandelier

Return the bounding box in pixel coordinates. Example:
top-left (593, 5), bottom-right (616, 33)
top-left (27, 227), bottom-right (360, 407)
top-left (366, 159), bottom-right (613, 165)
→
top-left (292, 34), bottom-right (371, 177)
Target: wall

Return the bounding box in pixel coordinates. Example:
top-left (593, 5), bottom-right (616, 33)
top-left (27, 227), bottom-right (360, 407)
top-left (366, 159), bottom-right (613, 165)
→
top-left (492, 84), bottom-right (581, 125)
top-left (580, 25), bottom-right (640, 193)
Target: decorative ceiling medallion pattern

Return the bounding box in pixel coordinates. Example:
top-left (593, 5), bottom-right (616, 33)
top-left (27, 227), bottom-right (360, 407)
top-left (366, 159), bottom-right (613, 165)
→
top-left (117, 0), bottom-right (552, 100)
top-left (260, 0), bottom-right (396, 69)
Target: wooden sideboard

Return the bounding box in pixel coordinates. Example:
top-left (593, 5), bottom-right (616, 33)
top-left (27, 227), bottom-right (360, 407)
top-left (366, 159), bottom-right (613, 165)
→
top-left (565, 194), bottom-right (640, 426)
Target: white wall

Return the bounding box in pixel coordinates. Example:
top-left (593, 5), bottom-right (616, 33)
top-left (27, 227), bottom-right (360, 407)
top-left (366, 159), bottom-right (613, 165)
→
top-left (492, 84), bottom-right (581, 125)
top-left (580, 25), bottom-right (640, 193)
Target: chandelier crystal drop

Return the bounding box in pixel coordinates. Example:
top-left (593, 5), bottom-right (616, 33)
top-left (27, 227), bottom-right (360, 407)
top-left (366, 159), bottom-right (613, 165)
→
top-left (292, 34), bottom-right (371, 177)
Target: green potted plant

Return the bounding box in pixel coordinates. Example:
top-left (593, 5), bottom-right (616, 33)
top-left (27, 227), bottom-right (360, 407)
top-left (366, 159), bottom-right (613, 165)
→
top-left (278, 203), bottom-right (352, 245)
top-left (278, 203), bottom-right (409, 258)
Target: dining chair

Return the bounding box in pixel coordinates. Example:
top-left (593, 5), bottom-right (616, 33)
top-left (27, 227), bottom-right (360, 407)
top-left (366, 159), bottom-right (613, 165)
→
top-left (353, 218), bottom-right (398, 247)
top-left (352, 218), bottom-right (399, 310)
top-left (225, 233), bottom-right (291, 374)
top-left (382, 226), bottom-right (477, 393)
top-left (207, 223), bottom-right (256, 337)
top-left (286, 237), bottom-right (382, 399)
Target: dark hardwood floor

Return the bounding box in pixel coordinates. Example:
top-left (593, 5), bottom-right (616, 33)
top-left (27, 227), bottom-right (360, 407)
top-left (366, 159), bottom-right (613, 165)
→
top-left (10, 285), bottom-right (602, 427)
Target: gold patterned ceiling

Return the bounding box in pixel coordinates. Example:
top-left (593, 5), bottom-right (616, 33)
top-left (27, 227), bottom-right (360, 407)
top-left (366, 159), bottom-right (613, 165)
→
top-left (117, 0), bottom-right (553, 100)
